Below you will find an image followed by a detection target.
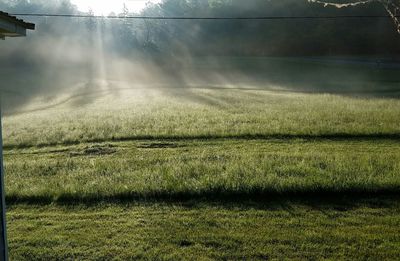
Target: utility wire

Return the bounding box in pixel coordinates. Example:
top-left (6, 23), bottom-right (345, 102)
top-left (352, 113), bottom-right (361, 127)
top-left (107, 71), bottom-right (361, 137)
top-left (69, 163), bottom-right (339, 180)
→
top-left (10, 13), bottom-right (400, 20)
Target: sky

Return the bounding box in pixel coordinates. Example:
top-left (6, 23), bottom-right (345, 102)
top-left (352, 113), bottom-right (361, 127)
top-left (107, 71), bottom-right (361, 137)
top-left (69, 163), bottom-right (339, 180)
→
top-left (70, 0), bottom-right (162, 15)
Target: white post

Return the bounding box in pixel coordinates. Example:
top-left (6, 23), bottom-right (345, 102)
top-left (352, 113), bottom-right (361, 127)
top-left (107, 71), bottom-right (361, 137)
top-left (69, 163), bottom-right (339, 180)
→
top-left (0, 96), bottom-right (8, 261)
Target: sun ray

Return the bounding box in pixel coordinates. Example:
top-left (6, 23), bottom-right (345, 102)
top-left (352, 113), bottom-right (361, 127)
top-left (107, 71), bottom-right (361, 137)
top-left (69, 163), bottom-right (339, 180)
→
top-left (71, 0), bottom-right (162, 15)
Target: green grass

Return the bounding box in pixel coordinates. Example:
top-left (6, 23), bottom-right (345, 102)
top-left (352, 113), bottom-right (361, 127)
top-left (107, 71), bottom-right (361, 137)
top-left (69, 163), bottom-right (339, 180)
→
top-left (3, 87), bottom-right (400, 259)
top-left (4, 89), bottom-right (400, 148)
top-left (4, 139), bottom-right (400, 202)
top-left (8, 198), bottom-right (400, 260)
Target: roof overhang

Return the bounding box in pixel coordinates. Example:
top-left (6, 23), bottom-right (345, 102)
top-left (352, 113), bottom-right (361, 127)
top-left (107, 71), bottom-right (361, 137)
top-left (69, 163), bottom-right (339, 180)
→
top-left (0, 11), bottom-right (35, 40)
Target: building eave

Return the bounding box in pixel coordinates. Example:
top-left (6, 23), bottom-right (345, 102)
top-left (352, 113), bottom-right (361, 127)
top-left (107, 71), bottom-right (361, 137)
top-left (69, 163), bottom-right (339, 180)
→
top-left (0, 11), bottom-right (35, 39)
top-left (0, 11), bottom-right (35, 30)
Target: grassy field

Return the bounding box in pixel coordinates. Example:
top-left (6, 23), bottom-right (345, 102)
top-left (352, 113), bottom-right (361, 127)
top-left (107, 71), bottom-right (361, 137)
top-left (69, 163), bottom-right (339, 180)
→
top-left (4, 139), bottom-right (400, 202)
top-left (3, 87), bottom-right (400, 259)
top-left (7, 199), bottom-right (400, 260)
top-left (4, 88), bottom-right (400, 147)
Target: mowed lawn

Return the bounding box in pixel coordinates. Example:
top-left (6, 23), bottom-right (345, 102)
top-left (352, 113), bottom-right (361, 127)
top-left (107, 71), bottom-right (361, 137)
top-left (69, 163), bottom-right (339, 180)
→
top-left (8, 199), bottom-right (400, 260)
top-left (3, 88), bottom-right (400, 260)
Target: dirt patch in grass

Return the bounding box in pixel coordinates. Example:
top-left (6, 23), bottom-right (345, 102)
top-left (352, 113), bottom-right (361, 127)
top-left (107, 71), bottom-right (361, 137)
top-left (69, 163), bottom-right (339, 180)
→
top-left (70, 144), bottom-right (117, 157)
top-left (137, 142), bottom-right (184, 149)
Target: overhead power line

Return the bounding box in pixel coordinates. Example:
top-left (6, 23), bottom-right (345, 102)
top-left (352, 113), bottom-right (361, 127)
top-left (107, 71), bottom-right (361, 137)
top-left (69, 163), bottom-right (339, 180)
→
top-left (10, 13), bottom-right (400, 20)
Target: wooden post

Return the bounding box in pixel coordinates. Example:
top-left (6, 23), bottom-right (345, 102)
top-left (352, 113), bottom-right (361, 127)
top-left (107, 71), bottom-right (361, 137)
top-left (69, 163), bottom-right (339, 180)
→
top-left (0, 96), bottom-right (7, 261)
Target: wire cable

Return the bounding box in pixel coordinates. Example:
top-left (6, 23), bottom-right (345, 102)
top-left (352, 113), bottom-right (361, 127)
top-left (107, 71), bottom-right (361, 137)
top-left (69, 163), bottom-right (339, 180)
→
top-left (10, 13), bottom-right (400, 20)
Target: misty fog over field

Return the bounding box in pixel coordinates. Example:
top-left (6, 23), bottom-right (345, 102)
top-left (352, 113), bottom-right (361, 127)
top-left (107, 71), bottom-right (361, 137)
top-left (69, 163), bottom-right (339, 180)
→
top-left (3, 2), bottom-right (400, 259)
top-left (1, 0), bottom-right (400, 113)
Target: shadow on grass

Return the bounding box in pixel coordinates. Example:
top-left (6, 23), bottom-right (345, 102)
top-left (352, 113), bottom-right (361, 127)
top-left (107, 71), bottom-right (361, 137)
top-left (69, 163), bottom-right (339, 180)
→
top-left (4, 133), bottom-right (400, 150)
top-left (6, 189), bottom-right (400, 211)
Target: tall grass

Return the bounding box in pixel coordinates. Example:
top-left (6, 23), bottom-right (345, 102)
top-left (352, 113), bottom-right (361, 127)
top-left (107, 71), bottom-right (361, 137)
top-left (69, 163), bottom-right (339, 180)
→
top-left (5, 139), bottom-right (400, 202)
top-left (4, 89), bottom-right (400, 148)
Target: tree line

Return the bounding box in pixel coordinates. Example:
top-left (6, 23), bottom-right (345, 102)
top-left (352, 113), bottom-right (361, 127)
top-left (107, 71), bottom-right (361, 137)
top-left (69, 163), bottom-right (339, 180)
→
top-left (1, 0), bottom-right (400, 57)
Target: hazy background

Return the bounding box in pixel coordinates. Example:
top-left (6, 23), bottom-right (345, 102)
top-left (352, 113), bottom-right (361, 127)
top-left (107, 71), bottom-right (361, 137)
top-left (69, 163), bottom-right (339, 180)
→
top-left (1, 0), bottom-right (400, 113)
